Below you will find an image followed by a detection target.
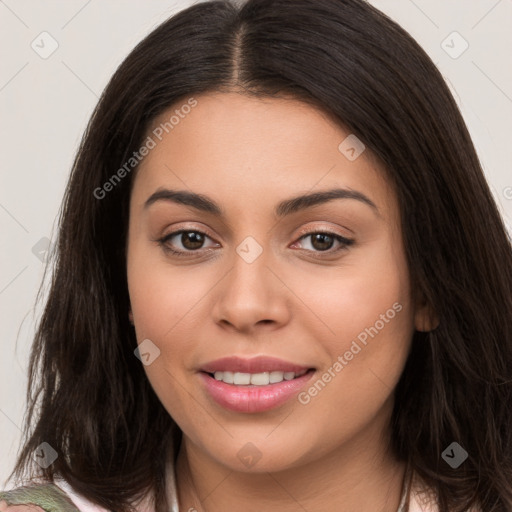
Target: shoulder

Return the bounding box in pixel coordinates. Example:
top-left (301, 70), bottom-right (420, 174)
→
top-left (1, 479), bottom-right (155, 512)
top-left (53, 479), bottom-right (156, 512)
top-left (0, 481), bottom-right (79, 511)
top-left (0, 480), bottom-right (106, 512)
top-left (0, 501), bottom-right (45, 511)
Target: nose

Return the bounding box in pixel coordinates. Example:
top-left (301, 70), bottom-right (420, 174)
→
top-left (211, 243), bottom-right (291, 334)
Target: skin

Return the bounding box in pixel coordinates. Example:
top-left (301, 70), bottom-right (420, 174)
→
top-left (126, 92), bottom-right (435, 512)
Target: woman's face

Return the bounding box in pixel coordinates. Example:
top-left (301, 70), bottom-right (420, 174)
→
top-left (126, 92), bottom-right (430, 473)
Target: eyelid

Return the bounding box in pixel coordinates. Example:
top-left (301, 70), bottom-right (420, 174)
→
top-left (157, 225), bottom-right (219, 253)
top-left (292, 226), bottom-right (354, 253)
top-left (160, 223), bottom-right (217, 241)
top-left (160, 222), bottom-right (353, 241)
top-left (295, 223), bottom-right (353, 239)
top-left (157, 223), bottom-right (354, 256)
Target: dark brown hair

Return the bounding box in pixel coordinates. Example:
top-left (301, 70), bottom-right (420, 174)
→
top-left (6, 0), bottom-right (512, 511)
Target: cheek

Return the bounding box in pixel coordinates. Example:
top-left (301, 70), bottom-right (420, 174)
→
top-left (128, 260), bottom-right (203, 336)
top-left (296, 236), bottom-right (414, 402)
top-left (126, 245), bottom-right (209, 423)
top-left (298, 239), bottom-right (413, 409)
top-left (294, 237), bottom-right (411, 343)
top-left (127, 241), bottom-right (220, 369)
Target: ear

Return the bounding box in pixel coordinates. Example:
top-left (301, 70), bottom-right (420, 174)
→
top-left (414, 294), bottom-right (439, 332)
top-left (128, 310), bottom-right (134, 325)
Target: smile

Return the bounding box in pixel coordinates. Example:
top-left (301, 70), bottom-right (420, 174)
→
top-left (199, 368), bottom-right (315, 413)
top-left (210, 369), bottom-right (309, 385)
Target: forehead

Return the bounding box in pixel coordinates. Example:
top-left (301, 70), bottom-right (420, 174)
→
top-left (132, 92), bottom-right (396, 221)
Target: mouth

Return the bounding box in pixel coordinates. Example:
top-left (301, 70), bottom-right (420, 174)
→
top-left (202, 368), bottom-right (314, 386)
top-left (199, 367), bottom-right (316, 413)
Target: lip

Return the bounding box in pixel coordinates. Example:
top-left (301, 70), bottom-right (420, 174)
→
top-left (200, 355), bottom-right (312, 374)
top-left (198, 356), bottom-right (316, 413)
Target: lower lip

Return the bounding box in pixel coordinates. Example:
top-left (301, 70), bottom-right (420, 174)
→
top-left (199, 370), bottom-right (315, 413)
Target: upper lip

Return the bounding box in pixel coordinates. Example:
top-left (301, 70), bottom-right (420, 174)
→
top-left (200, 356), bottom-right (313, 374)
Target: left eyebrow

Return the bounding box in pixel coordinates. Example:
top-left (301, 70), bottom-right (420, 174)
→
top-left (275, 188), bottom-right (380, 217)
top-left (143, 187), bottom-right (380, 217)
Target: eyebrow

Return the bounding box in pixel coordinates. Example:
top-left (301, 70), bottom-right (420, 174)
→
top-left (144, 187), bottom-right (379, 217)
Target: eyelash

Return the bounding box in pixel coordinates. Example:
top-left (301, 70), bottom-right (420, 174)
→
top-left (156, 228), bottom-right (354, 258)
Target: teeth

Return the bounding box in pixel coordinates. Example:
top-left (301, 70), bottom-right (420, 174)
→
top-left (250, 372), bottom-right (269, 385)
top-left (269, 371), bottom-right (284, 383)
top-left (234, 372), bottom-right (251, 385)
top-left (222, 371), bottom-right (234, 384)
top-left (212, 369), bottom-right (308, 386)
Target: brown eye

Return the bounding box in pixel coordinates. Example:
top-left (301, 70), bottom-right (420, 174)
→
top-left (179, 231), bottom-right (205, 250)
top-left (158, 229), bottom-right (219, 257)
top-left (296, 231), bottom-right (354, 254)
top-left (309, 233), bottom-right (336, 251)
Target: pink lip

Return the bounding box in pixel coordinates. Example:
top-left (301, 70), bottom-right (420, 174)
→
top-left (200, 355), bottom-right (311, 374)
top-left (199, 371), bottom-right (315, 414)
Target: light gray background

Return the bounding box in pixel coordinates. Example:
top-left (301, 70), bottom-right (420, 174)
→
top-left (1, 0), bottom-right (511, 487)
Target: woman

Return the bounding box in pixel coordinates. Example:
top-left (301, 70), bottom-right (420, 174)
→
top-left (1, 0), bottom-right (511, 511)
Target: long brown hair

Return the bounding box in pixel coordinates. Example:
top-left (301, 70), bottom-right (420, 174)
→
top-left (6, 1), bottom-right (512, 511)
